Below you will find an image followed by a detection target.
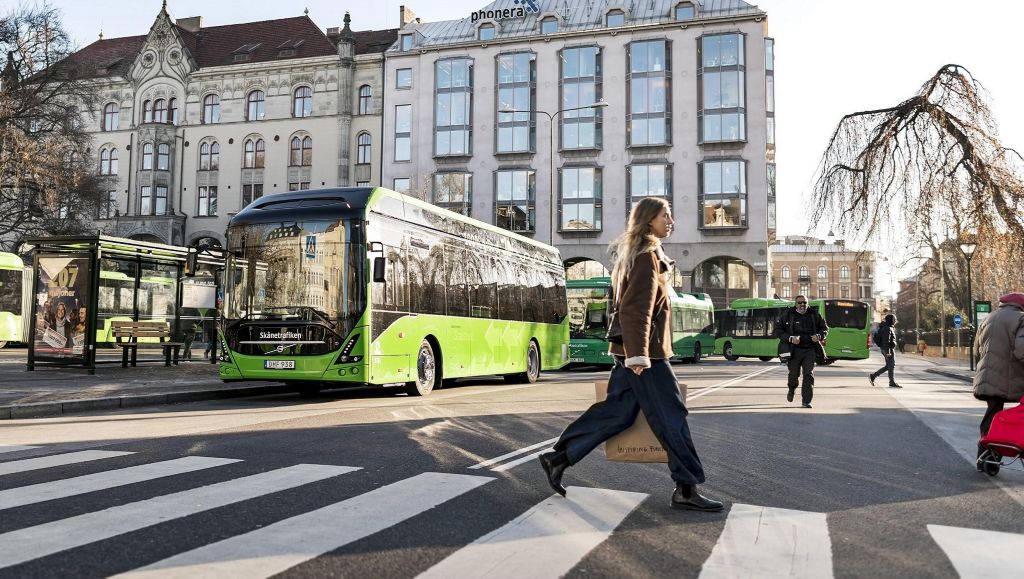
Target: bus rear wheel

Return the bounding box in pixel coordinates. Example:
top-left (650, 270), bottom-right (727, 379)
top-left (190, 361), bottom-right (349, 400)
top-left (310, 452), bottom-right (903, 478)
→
top-left (758, 356), bottom-right (774, 362)
top-left (506, 341), bottom-right (540, 384)
top-left (724, 343), bottom-right (739, 362)
top-left (691, 344), bottom-right (702, 364)
top-left (0, 341), bottom-right (6, 349)
top-left (405, 339), bottom-right (438, 396)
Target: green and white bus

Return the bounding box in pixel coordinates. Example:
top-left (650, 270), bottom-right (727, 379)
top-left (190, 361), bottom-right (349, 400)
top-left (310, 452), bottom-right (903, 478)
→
top-left (714, 298), bottom-right (872, 362)
top-left (219, 187), bottom-right (570, 395)
top-left (0, 252), bottom-right (30, 348)
top-left (566, 276), bottom-right (715, 366)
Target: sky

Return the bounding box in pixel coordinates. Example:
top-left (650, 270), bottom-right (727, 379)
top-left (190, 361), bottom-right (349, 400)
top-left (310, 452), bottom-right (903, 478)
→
top-left (37, 0), bottom-right (1024, 294)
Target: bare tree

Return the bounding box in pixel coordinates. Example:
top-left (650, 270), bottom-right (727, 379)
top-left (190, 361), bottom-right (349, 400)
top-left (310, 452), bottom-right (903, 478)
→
top-left (0, 3), bottom-right (104, 251)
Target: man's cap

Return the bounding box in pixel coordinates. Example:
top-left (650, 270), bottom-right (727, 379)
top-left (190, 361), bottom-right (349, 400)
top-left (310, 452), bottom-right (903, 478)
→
top-left (999, 293), bottom-right (1024, 307)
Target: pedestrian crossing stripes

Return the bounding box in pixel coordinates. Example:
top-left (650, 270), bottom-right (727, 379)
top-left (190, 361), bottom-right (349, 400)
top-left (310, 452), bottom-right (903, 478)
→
top-left (0, 450), bottom-right (134, 476)
top-left (0, 444), bottom-right (38, 454)
top-left (928, 524), bottom-right (1024, 578)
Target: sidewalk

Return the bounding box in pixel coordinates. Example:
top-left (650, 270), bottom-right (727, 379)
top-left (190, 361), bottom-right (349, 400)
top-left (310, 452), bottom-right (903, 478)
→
top-left (903, 351), bottom-right (976, 383)
top-left (0, 347), bottom-right (299, 419)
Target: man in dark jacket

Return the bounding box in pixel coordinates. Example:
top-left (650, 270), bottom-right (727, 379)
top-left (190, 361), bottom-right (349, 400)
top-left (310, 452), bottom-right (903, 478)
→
top-left (774, 296), bottom-right (829, 408)
top-left (869, 314), bottom-right (901, 388)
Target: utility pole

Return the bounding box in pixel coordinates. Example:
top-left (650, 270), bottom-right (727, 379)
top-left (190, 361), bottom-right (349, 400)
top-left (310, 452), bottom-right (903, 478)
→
top-left (915, 269), bottom-right (921, 352)
top-left (939, 247), bottom-right (946, 358)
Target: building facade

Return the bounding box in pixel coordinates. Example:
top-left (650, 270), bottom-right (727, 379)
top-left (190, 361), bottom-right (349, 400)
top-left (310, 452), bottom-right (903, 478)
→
top-left (770, 235), bottom-right (875, 302)
top-left (382, 0), bottom-right (775, 308)
top-left (68, 6), bottom-right (395, 247)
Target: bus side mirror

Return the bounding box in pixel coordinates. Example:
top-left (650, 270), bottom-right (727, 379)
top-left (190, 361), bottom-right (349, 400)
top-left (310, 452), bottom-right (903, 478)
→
top-left (184, 251), bottom-right (198, 277)
top-left (372, 257), bottom-right (386, 283)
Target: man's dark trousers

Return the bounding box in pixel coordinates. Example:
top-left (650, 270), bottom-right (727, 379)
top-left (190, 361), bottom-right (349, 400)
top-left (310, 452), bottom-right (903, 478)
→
top-left (787, 347), bottom-right (816, 404)
top-left (552, 360), bottom-right (705, 485)
top-left (871, 350), bottom-right (896, 386)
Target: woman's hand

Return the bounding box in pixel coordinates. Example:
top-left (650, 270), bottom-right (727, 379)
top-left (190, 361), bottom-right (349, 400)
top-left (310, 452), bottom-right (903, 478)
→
top-left (629, 366), bottom-right (645, 376)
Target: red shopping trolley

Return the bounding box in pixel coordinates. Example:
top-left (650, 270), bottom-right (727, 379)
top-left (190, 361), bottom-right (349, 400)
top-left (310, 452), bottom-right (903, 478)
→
top-left (978, 396), bottom-right (1024, 476)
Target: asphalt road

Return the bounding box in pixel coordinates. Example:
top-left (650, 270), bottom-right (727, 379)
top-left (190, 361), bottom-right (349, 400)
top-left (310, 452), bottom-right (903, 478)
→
top-left (0, 352), bottom-right (1021, 578)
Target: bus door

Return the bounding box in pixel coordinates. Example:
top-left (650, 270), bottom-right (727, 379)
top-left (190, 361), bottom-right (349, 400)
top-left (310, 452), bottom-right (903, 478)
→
top-left (444, 242), bottom-right (473, 376)
top-left (369, 241), bottom-right (410, 382)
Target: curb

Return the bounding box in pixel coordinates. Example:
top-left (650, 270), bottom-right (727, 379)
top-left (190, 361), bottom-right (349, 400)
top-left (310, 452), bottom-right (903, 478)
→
top-left (0, 383), bottom-right (300, 420)
top-left (924, 367), bottom-right (973, 383)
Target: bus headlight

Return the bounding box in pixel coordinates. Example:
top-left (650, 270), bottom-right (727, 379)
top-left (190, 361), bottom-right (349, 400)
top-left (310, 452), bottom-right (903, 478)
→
top-left (335, 334), bottom-right (361, 364)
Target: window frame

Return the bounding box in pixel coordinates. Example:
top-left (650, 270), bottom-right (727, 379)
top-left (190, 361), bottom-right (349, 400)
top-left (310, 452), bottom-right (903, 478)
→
top-left (290, 135), bottom-right (313, 167)
top-left (392, 178), bottom-right (410, 193)
top-left (781, 265), bottom-right (790, 279)
top-left (698, 32), bottom-right (748, 144)
top-left (559, 45), bottom-right (603, 151)
top-left (698, 158), bottom-right (748, 230)
top-left (246, 90), bottom-right (266, 121)
top-left (541, 17), bottom-right (558, 34)
top-left (293, 86), bottom-right (313, 118)
top-left (197, 185), bottom-right (218, 216)
top-left (478, 23), bottom-right (496, 41)
top-left (400, 34), bottom-right (413, 51)
top-left (675, 2), bottom-right (696, 20)
top-left (242, 183), bottom-right (264, 206)
top-left (626, 163), bottom-right (672, 212)
top-left (495, 51), bottom-right (536, 154)
top-left (606, 9), bottom-right (625, 27)
top-left (102, 103), bottom-right (119, 131)
top-left (396, 68), bottom-right (413, 89)
top-left (434, 57), bottom-right (474, 157)
top-left (202, 94), bottom-right (220, 124)
top-left (626, 39), bottom-right (672, 147)
top-left (432, 172), bottom-right (473, 216)
top-left (356, 132), bottom-right (372, 164)
top-left (558, 166), bottom-right (603, 232)
top-left (494, 169), bottom-right (536, 232)
top-left (153, 99), bottom-right (167, 123)
top-left (156, 143), bottom-right (170, 171)
top-left (358, 85), bottom-right (372, 115)
top-left (141, 142), bottom-right (154, 170)
top-left (394, 104), bottom-right (412, 162)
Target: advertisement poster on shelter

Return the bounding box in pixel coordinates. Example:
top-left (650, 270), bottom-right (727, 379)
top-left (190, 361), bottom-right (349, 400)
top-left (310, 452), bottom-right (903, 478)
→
top-left (33, 256), bottom-right (91, 363)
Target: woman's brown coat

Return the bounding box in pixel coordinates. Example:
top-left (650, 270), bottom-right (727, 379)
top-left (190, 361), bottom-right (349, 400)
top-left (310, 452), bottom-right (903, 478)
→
top-left (609, 248), bottom-right (675, 366)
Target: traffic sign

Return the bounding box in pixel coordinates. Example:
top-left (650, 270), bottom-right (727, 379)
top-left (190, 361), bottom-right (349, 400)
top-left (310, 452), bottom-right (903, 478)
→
top-left (953, 314), bottom-right (962, 329)
top-left (976, 301), bottom-right (992, 327)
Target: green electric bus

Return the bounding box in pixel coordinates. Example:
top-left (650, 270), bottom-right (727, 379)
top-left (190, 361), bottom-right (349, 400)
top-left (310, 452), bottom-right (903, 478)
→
top-left (0, 252), bottom-right (28, 347)
top-left (566, 276), bottom-right (715, 366)
top-left (219, 187), bottom-right (570, 395)
top-left (715, 298), bottom-right (871, 362)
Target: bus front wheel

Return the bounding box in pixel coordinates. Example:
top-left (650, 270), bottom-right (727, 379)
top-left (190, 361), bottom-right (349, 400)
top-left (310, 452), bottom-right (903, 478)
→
top-left (724, 343), bottom-right (739, 362)
top-left (691, 344), bottom-right (702, 364)
top-left (506, 341), bottom-right (540, 384)
top-left (405, 339), bottom-right (437, 396)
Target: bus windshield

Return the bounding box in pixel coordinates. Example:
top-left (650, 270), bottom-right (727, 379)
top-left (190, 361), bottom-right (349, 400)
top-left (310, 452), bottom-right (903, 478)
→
top-left (567, 286), bottom-right (611, 339)
top-left (824, 302), bottom-right (868, 329)
top-left (0, 269), bottom-right (20, 312)
top-left (225, 219), bottom-right (365, 334)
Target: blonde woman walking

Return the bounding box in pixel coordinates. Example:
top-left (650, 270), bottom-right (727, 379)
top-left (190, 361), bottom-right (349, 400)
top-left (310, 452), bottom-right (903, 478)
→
top-left (539, 197), bottom-right (722, 511)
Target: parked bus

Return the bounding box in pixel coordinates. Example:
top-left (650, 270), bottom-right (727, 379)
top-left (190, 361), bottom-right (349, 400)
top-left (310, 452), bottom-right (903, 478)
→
top-left (715, 298), bottom-right (871, 362)
top-left (567, 276), bottom-right (714, 366)
top-left (0, 252), bottom-right (30, 347)
top-left (220, 187), bottom-right (570, 395)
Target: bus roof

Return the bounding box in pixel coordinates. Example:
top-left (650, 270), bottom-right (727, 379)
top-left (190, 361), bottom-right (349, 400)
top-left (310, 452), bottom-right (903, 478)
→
top-left (566, 276), bottom-right (611, 287)
top-left (0, 251), bottom-right (23, 270)
top-left (727, 297), bottom-right (794, 310)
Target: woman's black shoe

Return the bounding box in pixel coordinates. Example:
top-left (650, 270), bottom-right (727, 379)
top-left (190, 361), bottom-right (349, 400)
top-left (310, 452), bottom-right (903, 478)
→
top-left (671, 485), bottom-right (724, 512)
top-left (539, 451), bottom-right (569, 497)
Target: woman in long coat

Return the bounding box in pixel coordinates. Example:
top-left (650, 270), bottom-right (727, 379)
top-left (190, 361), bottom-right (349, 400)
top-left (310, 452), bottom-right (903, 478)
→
top-left (973, 292), bottom-right (1024, 467)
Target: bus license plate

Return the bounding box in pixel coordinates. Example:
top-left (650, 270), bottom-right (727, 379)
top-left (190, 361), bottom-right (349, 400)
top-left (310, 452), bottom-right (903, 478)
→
top-left (570, 358), bottom-right (584, 363)
top-left (265, 360), bottom-right (296, 370)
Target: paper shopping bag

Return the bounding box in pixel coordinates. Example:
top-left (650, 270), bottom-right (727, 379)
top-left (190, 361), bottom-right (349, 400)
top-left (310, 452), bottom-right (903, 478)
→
top-left (595, 380), bottom-right (688, 463)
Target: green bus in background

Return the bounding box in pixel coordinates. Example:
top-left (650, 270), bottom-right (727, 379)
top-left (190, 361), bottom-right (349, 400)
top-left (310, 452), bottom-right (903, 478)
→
top-left (0, 252), bottom-right (29, 348)
top-left (567, 276), bottom-right (714, 366)
top-left (715, 298), bottom-right (871, 362)
top-left (220, 187), bottom-right (569, 396)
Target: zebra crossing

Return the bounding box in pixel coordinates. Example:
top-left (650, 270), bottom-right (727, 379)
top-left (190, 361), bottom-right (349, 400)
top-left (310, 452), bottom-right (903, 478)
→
top-left (0, 447), bottom-right (1021, 578)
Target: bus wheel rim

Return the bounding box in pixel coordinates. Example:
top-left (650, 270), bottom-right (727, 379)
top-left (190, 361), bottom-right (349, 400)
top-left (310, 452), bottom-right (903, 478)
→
top-left (418, 347), bottom-right (435, 387)
top-left (528, 345), bottom-right (539, 379)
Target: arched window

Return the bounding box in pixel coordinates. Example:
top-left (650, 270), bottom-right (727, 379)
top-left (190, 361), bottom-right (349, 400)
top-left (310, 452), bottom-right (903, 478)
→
top-left (109, 148), bottom-right (118, 175)
top-left (100, 148), bottom-right (110, 175)
top-left (142, 142), bottom-right (153, 169)
top-left (357, 132), bottom-right (371, 164)
top-left (291, 136), bottom-right (312, 166)
top-left (102, 103), bottom-right (119, 131)
top-left (153, 99), bottom-right (167, 123)
top-left (157, 143), bottom-right (170, 170)
top-left (244, 138), bottom-right (265, 168)
top-left (142, 100), bottom-right (153, 123)
top-left (199, 143), bottom-right (210, 171)
top-left (799, 265), bottom-right (808, 278)
top-left (209, 142), bottom-right (219, 170)
top-left (168, 98), bottom-right (177, 124)
top-left (302, 136), bottom-right (312, 166)
top-left (247, 90), bottom-right (266, 120)
top-left (817, 265), bottom-right (827, 279)
top-left (358, 85), bottom-right (372, 115)
top-left (840, 265), bottom-right (850, 279)
top-left (294, 86), bottom-right (312, 118)
top-left (203, 94), bottom-right (220, 124)
top-left (781, 265), bottom-right (790, 279)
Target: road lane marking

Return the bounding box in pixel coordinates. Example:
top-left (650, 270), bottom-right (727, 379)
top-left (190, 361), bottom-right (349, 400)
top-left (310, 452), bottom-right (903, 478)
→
top-left (469, 437), bottom-right (559, 470)
top-left (687, 365), bottom-right (779, 401)
top-left (928, 524), bottom-right (1024, 579)
top-left (114, 472), bottom-right (493, 579)
top-left (492, 447), bottom-right (554, 472)
top-left (0, 450), bottom-right (134, 476)
top-left (0, 463), bottom-right (359, 570)
top-left (699, 503), bottom-right (833, 579)
top-left (417, 486), bottom-right (646, 579)
top-left (0, 444), bottom-right (38, 454)
top-left (0, 456), bottom-right (241, 511)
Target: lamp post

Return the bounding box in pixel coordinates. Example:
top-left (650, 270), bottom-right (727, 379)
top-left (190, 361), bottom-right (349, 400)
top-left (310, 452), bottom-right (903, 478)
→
top-left (501, 100), bottom-right (608, 245)
top-left (960, 240), bottom-right (978, 370)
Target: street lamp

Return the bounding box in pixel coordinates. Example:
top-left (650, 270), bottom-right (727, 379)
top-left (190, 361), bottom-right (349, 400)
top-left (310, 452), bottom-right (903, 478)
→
top-left (960, 240), bottom-right (978, 370)
top-left (500, 99), bottom-right (609, 245)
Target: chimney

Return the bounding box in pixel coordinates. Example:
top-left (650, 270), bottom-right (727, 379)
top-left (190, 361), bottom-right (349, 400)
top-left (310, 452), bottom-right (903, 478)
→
top-left (176, 16), bottom-right (202, 32)
top-left (326, 27), bottom-right (340, 40)
top-left (399, 5), bottom-right (418, 26)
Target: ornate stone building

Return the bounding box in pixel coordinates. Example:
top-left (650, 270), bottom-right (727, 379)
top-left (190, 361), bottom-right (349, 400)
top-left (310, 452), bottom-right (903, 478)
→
top-left (770, 235), bottom-right (875, 302)
top-left (68, 5), bottom-right (396, 247)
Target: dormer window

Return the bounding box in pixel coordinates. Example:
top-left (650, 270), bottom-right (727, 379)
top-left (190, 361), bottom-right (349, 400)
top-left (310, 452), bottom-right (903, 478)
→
top-left (479, 23), bottom-right (496, 41)
top-left (541, 17), bottom-right (558, 34)
top-left (675, 2), bottom-right (696, 20)
top-left (232, 43), bottom-right (260, 63)
top-left (606, 10), bottom-right (625, 27)
top-left (400, 34), bottom-right (413, 51)
top-left (277, 39), bottom-right (304, 58)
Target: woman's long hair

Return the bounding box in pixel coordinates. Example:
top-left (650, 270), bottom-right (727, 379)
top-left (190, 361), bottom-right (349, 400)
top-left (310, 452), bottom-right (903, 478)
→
top-left (609, 197), bottom-right (669, 290)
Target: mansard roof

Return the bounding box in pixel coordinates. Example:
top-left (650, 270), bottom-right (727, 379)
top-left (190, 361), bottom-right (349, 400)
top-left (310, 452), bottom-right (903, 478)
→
top-left (353, 29), bottom-right (399, 55)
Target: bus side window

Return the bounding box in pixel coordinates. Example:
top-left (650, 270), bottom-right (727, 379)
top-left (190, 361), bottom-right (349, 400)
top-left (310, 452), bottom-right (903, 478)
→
top-left (445, 244), bottom-right (469, 317)
top-left (497, 258), bottom-right (522, 321)
top-left (469, 254), bottom-right (496, 319)
top-left (519, 265), bottom-right (542, 323)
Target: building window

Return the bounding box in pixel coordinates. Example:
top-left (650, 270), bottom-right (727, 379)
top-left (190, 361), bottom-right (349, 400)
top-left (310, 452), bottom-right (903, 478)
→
top-left (242, 184), bottom-right (263, 206)
top-left (628, 164), bottom-right (671, 211)
top-left (288, 182), bottom-right (311, 191)
top-left (435, 58), bottom-right (472, 156)
top-left (356, 181), bottom-right (370, 187)
top-left (98, 190), bottom-right (117, 219)
top-left (394, 104), bottom-right (411, 161)
top-left (294, 86), bottom-right (312, 118)
top-left (140, 186), bottom-right (166, 215)
top-left (290, 136), bottom-right (312, 166)
top-left (495, 169), bottom-right (535, 232)
top-left (433, 172), bottom-right (472, 216)
top-left (818, 285), bottom-right (828, 299)
top-left (496, 52), bottom-right (535, 153)
top-left (765, 38), bottom-right (774, 147)
top-left (155, 186), bottom-right (168, 215)
top-left (203, 94), bottom-right (220, 124)
top-left (699, 160), bottom-right (746, 228)
top-left (141, 143), bottom-right (153, 170)
top-left (198, 186), bottom-right (217, 216)
top-left (396, 68), bottom-right (412, 89)
top-left (358, 85), bottom-right (372, 115)
top-left (357, 132), bottom-right (371, 164)
top-left (102, 103), bottom-right (118, 131)
top-left (817, 265), bottom-right (827, 280)
top-left (781, 285), bottom-right (791, 298)
top-left (168, 98), bottom-right (177, 125)
top-left (199, 142), bottom-right (219, 171)
top-left (157, 143), bottom-right (170, 170)
top-left (840, 265), bottom-right (850, 279)
top-left (781, 265), bottom-right (790, 279)
top-left (243, 138), bottom-right (265, 169)
top-left (560, 46), bottom-right (602, 150)
top-left (478, 24), bottom-right (495, 41)
top-left (799, 265), bottom-right (809, 278)
top-left (800, 285), bottom-right (810, 296)
top-left (767, 162), bottom-right (776, 231)
top-left (400, 34), bottom-right (413, 51)
top-left (99, 147), bottom-right (118, 175)
top-left (560, 167), bottom-right (602, 231)
top-left (247, 90), bottom-right (266, 121)
top-left (675, 2), bottom-right (696, 20)
top-left (142, 100), bottom-right (153, 123)
top-left (153, 99), bottom-right (167, 123)
top-left (393, 178), bottom-right (410, 193)
top-left (541, 17), bottom-right (558, 34)
top-left (699, 33), bottom-right (746, 143)
top-left (628, 40), bottom-right (670, 146)
top-left (606, 9), bottom-right (625, 27)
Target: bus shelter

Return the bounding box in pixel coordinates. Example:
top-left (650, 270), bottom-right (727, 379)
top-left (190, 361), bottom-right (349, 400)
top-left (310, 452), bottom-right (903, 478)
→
top-left (24, 235), bottom-right (223, 374)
